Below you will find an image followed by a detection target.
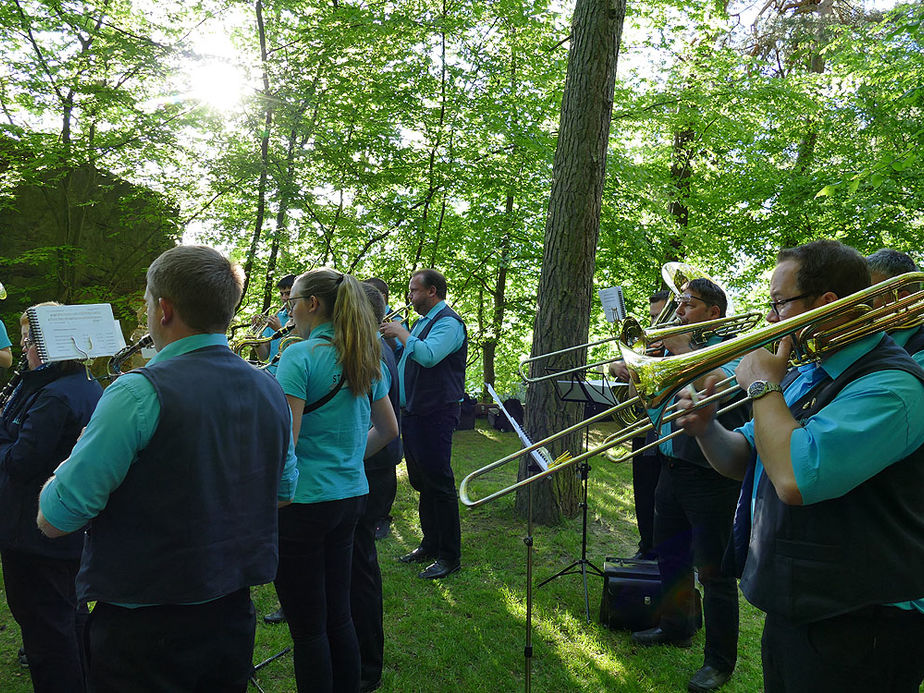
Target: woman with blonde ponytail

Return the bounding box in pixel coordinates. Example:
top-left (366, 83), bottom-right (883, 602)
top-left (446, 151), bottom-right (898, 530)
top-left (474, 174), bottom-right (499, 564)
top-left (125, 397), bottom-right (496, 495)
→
top-left (274, 268), bottom-right (398, 693)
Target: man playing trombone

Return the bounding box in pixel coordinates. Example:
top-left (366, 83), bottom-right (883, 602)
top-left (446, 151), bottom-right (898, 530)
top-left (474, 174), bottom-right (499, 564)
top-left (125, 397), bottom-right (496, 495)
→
top-left (631, 278), bottom-right (747, 693)
top-left (676, 240), bottom-right (924, 692)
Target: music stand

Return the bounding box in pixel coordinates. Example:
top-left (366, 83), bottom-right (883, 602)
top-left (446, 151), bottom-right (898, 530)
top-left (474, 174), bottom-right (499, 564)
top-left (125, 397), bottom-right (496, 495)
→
top-left (535, 372), bottom-right (620, 622)
top-left (249, 646), bottom-right (291, 692)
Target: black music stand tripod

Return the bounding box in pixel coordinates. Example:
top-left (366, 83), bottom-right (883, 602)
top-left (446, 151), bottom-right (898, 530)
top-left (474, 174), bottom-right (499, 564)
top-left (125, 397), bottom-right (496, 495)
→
top-left (537, 372), bottom-right (613, 622)
top-left (536, 457), bottom-right (604, 622)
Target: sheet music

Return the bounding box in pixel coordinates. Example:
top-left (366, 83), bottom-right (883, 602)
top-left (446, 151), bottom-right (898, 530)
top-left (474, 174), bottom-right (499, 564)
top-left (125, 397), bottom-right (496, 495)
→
top-left (486, 384), bottom-right (550, 471)
top-left (598, 286), bottom-right (626, 323)
top-left (28, 304), bottom-right (122, 363)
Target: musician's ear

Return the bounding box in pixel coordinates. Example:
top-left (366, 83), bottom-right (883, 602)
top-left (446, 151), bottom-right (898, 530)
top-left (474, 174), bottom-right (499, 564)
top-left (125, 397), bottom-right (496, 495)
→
top-left (158, 297), bottom-right (174, 326)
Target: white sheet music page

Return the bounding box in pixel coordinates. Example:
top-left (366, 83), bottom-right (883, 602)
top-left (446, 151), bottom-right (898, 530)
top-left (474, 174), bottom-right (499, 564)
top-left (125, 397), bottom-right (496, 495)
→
top-left (598, 286), bottom-right (626, 323)
top-left (28, 303), bottom-right (122, 363)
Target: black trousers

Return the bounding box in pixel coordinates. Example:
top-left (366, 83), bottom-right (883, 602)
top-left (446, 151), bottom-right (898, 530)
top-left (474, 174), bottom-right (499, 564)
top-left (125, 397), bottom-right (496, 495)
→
top-left (761, 606), bottom-right (924, 692)
top-left (402, 407), bottom-right (461, 564)
top-left (351, 467), bottom-right (395, 685)
top-left (86, 588), bottom-right (255, 693)
top-left (276, 497), bottom-right (363, 693)
top-left (631, 431), bottom-right (661, 554)
top-left (653, 457), bottom-right (740, 673)
top-left (1, 549), bottom-right (85, 693)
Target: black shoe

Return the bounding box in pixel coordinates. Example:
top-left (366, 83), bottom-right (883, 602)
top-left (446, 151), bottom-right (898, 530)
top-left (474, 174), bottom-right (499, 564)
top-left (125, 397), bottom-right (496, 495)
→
top-left (631, 549), bottom-right (658, 560)
top-left (398, 546), bottom-right (435, 563)
top-left (263, 607), bottom-right (286, 625)
top-left (687, 665), bottom-right (732, 692)
top-left (360, 677), bottom-right (382, 692)
top-left (631, 626), bottom-right (692, 648)
top-left (374, 519), bottom-right (391, 541)
top-left (418, 559), bottom-right (461, 579)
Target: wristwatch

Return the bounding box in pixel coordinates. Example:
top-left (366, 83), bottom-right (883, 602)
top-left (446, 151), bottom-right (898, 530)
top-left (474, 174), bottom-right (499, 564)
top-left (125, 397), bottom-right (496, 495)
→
top-left (747, 380), bottom-right (783, 400)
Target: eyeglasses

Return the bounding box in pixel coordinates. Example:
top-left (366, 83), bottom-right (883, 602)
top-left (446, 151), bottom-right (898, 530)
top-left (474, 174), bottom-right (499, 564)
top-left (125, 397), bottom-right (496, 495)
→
top-left (285, 295), bottom-right (311, 310)
top-left (676, 294), bottom-right (714, 309)
top-left (768, 293), bottom-right (811, 319)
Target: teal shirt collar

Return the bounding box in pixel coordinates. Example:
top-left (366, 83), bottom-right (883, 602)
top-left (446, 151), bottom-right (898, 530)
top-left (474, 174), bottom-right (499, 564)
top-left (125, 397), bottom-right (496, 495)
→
top-left (147, 333), bottom-right (228, 366)
top-left (817, 331), bottom-right (884, 380)
top-left (424, 300), bottom-right (447, 321)
top-left (307, 321), bottom-right (334, 340)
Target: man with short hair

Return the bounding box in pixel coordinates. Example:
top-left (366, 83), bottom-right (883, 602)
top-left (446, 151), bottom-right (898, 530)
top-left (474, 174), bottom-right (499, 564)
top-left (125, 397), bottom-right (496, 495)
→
top-left (678, 239), bottom-right (924, 692)
top-left (37, 245), bottom-right (299, 692)
top-left (381, 269), bottom-right (467, 580)
top-left (866, 248), bottom-right (924, 364)
top-left (632, 278), bottom-right (746, 693)
top-left (255, 273), bottom-right (296, 373)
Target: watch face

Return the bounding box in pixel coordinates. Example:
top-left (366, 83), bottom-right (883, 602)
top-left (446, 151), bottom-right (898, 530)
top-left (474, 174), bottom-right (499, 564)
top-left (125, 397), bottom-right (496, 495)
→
top-left (747, 381), bottom-right (766, 399)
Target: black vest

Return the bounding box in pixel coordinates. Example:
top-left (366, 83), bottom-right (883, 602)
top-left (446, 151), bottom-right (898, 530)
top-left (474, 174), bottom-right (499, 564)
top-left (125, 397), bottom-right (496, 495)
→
top-left (366, 346), bottom-right (402, 470)
top-left (77, 345), bottom-right (291, 604)
top-left (403, 305), bottom-right (467, 414)
top-left (669, 340), bottom-right (752, 467)
top-left (903, 324), bottom-right (924, 357)
top-left (740, 336), bottom-right (924, 623)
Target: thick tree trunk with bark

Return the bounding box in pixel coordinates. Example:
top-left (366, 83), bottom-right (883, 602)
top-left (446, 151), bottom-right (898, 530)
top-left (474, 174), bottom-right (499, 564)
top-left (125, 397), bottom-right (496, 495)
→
top-left (518, 0), bottom-right (626, 524)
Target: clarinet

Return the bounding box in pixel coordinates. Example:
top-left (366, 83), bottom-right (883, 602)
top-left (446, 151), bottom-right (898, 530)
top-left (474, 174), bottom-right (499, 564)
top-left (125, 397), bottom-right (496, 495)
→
top-left (0, 354), bottom-right (28, 414)
top-left (108, 334), bottom-right (154, 376)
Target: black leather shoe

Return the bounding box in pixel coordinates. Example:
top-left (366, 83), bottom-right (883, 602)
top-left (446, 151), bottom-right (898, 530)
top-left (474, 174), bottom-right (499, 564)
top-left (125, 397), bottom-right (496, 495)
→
top-left (631, 626), bottom-right (692, 648)
top-left (398, 546), bottom-right (435, 563)
top-left (418, 559), bottom-right (461, 579)
top-left (631, 549), bottom-right (658, 560)
top-left (263, 607), bottom-right (286, 625)
top-left (360, 677), bottom-right (382, 692)
top-left (687, 665), bottom-right (732, 692)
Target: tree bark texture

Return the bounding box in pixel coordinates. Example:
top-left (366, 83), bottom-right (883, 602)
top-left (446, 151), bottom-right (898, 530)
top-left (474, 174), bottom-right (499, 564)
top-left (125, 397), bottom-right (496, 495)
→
top-left (518, 0), bottom-right (626, 524)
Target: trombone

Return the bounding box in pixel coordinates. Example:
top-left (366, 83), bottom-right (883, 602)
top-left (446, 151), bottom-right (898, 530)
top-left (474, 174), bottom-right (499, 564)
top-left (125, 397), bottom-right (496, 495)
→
top-left (518, 261), bottom-right (753, 384)
top-left (517, 312), bottom-right (762, 384)
top-left (460, 271), bottom-right (924, 507)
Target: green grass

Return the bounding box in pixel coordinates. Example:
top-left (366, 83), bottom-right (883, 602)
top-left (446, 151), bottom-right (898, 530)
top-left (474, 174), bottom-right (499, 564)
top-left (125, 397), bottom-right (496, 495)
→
top-left (0, 420), bottom-right (766, 692)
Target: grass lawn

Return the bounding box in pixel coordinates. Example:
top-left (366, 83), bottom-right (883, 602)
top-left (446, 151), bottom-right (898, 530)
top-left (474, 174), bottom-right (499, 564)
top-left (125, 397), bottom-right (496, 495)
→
top-left (0, 420), bottom-right (767, 692)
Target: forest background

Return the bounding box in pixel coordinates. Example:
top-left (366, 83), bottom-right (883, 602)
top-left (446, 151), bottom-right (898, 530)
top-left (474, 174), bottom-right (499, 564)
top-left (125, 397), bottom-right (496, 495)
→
top-left (1, 0), bottom-right (922, 398)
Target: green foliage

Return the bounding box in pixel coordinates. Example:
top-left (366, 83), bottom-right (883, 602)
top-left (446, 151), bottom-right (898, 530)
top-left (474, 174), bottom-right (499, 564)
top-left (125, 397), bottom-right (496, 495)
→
top-left (2, 0), bottom-right (923, 388)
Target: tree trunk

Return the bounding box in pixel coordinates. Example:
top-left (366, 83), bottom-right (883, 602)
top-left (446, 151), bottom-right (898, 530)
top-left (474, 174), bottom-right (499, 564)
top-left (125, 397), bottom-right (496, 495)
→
top-left (240, 0), bottom-right (274, 308)
top-left (518, 0), bottom-right (626, 524)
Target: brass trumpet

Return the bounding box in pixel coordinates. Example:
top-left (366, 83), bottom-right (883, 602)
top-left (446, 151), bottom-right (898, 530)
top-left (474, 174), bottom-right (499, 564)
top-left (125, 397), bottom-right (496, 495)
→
top-left (383, 303), bottom-right (413, 322)
top-left (460, 272), bottom-right (924, 508)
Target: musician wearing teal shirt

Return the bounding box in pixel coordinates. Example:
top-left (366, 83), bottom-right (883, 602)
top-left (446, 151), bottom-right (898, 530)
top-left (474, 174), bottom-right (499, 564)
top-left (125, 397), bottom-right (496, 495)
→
top-left (635, 279), bottom-right (746, 693)
top-left (677, 240), bottom-right (924, 693)
top-left (381, 269), bottom-right (467, 581)
top-left (273, 268), bottom-right (398, 693)
top-left (37, 245), bottom-right (299, 692)
top-left (0, 319), bottom-right (12, 370)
